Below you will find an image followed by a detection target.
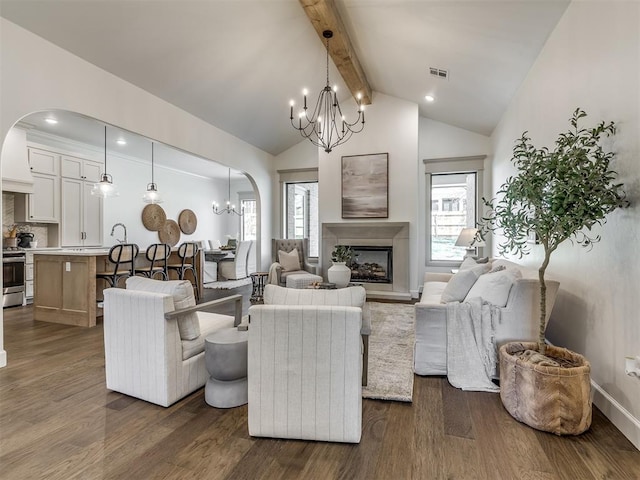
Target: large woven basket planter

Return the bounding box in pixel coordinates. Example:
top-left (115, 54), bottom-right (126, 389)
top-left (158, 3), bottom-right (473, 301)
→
top-left (499, 342), bottom-right (592, 435)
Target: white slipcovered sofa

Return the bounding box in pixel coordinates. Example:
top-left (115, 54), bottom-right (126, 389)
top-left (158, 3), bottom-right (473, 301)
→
top-left (247, 303), bottom-right (363, 443)
top-left (414, 258), bottom-right (560, 376)
top-left (103, 277), bottom-right (242, 407)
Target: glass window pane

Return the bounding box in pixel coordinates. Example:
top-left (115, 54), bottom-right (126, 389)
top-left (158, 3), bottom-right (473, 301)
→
top-left (285, 181), bottom-right (318, 257)
top-left (430, 172), bottom-right (476, 262)
top-left (241, 199), bottom-right (256, 241)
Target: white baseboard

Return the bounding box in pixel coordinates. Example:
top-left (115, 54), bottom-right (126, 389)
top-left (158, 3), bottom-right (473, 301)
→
top-left (591, 378), bottom-right (640, 451)
top-left (0, 349), bottom-right (6, 368)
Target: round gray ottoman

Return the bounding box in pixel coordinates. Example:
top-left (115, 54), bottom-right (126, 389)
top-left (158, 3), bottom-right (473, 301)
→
top-left (204, 327), bottom-right (248, 408)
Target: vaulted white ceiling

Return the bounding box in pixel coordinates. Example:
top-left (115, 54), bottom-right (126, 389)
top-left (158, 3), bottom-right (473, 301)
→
top-left (0, 0), bottom-right (570, 156)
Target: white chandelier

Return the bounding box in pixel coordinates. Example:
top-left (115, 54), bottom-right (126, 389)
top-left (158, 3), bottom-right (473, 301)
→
top-left (213, 168), bottom-right (243, 216)
top-left (289, 30), bottom-right (365, 153)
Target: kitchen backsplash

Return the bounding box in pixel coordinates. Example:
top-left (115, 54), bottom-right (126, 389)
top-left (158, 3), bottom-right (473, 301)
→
top-left (2, 193), bottom-right (49, 246)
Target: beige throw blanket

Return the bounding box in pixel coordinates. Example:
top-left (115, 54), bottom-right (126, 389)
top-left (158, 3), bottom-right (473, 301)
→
top-left (446, 297), bottom-right (500, 392)
top-left (267, 262), bottom-right (281, 285)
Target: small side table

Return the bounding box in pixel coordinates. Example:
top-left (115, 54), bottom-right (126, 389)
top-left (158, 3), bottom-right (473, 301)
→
top-left (204, 327), bottom-right (248, 408)
top-left (249, 271), bottom-right (269, 303)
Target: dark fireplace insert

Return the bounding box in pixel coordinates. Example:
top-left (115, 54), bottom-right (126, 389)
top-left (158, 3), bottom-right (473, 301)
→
top-left (347, 245), bottom-right (392, 284)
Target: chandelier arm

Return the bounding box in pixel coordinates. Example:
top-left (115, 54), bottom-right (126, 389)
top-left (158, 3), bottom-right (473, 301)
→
top-left (287, 29), bottom-right (364, 153)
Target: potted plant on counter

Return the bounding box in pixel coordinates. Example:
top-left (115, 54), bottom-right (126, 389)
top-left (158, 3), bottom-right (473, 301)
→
top-left (328, 245), bottom-right (353, 288)
top-left (480, 108), bottom-right (628, 435)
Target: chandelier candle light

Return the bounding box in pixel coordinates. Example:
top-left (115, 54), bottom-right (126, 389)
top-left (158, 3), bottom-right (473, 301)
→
top-left (213, 168), bottom-right (243, 216)
top-left (91, 125), bottom-right (119, 198)
top-left (289, 30), bottom-right (365, 153)
top-left (142, 142), bottom-right (163, 204)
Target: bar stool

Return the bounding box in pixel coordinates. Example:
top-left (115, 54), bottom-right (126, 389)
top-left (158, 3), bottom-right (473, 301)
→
top-left (96, 243), bottom-right (139, 288)
top-left (167, 242), bottom-right (200, 301)
top-left (135, 243), bottom-right (171, 280)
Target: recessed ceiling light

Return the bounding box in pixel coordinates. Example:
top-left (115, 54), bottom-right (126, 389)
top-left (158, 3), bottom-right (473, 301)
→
top-left (116, 138), bottom-right (127, 145)
top-left (45, 117), bottom-right (58, 124)
top-left (425, 95), bottom-right (435, 103)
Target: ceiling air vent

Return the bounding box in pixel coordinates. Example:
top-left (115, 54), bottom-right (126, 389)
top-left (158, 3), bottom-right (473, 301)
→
top-left (429, 67), bottom-right (448, 79)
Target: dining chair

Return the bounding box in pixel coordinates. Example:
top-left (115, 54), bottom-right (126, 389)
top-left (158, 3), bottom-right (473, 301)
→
top-left (135, 243), bottom-right (171, 280)
top-left (167, 242), bottom-right (200, 301)
top-left (96, 243), bottom-right (140, 288)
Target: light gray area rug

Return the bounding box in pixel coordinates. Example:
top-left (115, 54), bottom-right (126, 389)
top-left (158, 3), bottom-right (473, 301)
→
top-left (363, 302), bottom-right (415, 402)
top-left (203, 277), bottom-right (252, 290)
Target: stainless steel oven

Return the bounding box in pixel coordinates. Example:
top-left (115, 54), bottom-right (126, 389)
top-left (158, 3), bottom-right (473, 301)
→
top-left (3, 250), bottom-right (25, 308)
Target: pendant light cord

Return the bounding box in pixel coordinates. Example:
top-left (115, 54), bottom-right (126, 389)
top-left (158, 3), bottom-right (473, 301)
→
top-left (104, 125), bottom-right (107, 171)
top-left (151, 142), bottom-right (155, 184)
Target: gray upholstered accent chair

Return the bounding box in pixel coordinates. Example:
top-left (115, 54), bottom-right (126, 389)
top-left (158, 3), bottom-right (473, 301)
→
top-left (270, 238), bottom-right (318, 286)
top-left (219, 240), bottom-right (253, 280)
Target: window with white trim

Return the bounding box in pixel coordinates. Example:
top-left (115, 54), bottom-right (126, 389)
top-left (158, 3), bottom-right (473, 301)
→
top-left (424, 156), bottom-right (485, 266)
top-left (278, 168), bottom-right (319, 258)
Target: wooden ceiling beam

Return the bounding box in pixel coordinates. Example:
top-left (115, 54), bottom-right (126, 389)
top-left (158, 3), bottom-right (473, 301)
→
top-left (299, 0), bottom-right (372, 105)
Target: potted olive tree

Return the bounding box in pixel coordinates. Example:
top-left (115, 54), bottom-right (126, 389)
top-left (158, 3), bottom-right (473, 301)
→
top-left (480, 108), bottom-right (627, 435)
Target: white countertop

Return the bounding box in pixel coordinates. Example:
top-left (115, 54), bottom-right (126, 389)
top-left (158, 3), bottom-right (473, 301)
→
top-left (33, 248), bottom-right (110, 256)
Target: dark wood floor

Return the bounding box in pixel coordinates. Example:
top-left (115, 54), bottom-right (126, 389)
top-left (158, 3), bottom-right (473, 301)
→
top-left (1, 286), bottom-right (639, 480)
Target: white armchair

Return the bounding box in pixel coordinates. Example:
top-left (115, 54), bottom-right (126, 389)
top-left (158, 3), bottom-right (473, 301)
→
top-left (103, 277), bottom-right (242, 407)
top-left (262, 284), bottom-right (371, 385)
top-left (247, 304), bottom-right (362, 443)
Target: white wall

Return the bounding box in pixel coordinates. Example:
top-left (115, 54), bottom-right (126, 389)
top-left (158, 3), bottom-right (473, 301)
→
top-left (272, 138), bottom-right (318, 237)
top-left (418, 118), bottom-right (491, 160)
top-left (417, 118), bottom-right (492, 280)
top-left (318, 92), bottom-right (420, 286)
top-left (103, 156), bottom-right (228, 249)
top-left (275, 101), bottom-right (492, 295)
top-left (490, 1), bottom-right (640, 448)
top-left (0, 18), bottom-right (274, 368)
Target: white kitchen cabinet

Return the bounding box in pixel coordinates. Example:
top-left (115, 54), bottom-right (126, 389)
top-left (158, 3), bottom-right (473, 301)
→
top-left (83, 182), bottom-right (103, 246)
top-left (61, 155), bottom-right (103, 183)
top-left (61, 178), bottom-right (103, 247)
top-left (29, 148), bottom-right (59, 175)
top-left (14, 149), bottom-right (60, 223)
top-left (28, 173), bottom-right (60, 222)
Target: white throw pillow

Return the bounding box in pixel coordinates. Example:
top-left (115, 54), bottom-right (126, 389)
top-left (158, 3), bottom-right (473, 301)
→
top-left (464, 267), bottom-right (523, 307)
top-left (126, 277), bottom-right (200, 340)
top-left (459, 256), bottom-right (490, 270)
top-left (459, 256), bottom-right (479, 270)
top-left (440, 264), bottom-right (491, 303)
top-left (278, 248), bottom-right (301, 271)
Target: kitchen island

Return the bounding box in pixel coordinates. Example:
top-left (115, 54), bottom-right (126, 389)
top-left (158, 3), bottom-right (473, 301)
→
top-left (33, 248), bottom-right (203, 327)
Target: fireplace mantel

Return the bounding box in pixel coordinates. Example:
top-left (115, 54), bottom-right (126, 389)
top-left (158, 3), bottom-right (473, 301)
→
top-left (322, 222), bottom-right (410, 300)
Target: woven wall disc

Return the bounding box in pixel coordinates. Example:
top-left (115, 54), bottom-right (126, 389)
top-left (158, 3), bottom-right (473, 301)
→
top-left (158, 219), bottom-right (181, 247)
top-left (141, 204), bottom-right (167, 232)
top-left (178, 209), bottom-right (197, 234)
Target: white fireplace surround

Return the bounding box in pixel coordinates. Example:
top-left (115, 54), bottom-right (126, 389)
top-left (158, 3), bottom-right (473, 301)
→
top-left (322, 222), bottom-right (410, 301)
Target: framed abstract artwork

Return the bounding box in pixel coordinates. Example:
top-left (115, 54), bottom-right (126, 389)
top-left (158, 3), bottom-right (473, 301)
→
top-left (341, 153), bottom-right (389, 218)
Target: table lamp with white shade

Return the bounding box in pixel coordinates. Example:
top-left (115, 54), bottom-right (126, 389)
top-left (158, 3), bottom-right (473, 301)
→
top-left (455, 227), bottom-right (486, 258)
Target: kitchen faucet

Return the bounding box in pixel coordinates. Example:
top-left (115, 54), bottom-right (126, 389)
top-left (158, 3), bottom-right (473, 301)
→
top-left (110, 223), bottom-right (127, 244)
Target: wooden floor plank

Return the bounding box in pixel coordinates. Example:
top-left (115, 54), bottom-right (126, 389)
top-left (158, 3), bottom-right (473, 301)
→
top-left (411, 375), bottom-right (447, 479)
top-left (1, 292), bottom-right (639, 480)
